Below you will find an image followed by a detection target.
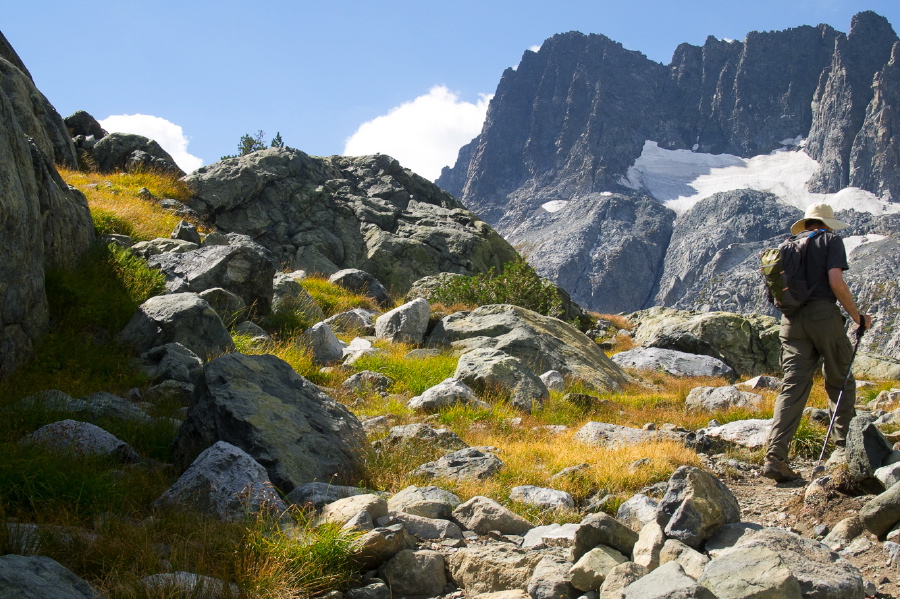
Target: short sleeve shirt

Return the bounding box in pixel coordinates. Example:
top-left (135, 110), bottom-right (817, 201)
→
top-left (803, 229), bottom-right (849, 302)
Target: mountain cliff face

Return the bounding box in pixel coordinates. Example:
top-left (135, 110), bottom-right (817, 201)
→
top-left (438, 11), bottom-right (900, 356)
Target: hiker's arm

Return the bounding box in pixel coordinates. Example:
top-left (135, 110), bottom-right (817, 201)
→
top-left (828, 268), bottom-right (872, 328)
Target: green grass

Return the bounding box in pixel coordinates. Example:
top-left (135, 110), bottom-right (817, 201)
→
top-left (300, 277), bottom-right (380, 317)
top-left (350, 343), bottom-right (458, 395)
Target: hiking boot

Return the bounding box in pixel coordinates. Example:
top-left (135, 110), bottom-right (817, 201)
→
top-left (762, 457), bottom-right (801, 482)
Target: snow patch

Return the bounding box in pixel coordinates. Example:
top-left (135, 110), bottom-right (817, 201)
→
top-left (541, 200), bottom-right (568, 213)
top-left (780, 136), bottom-right (804, 147)
top-left (844, 234), bottom-right (889, 259)
top-left (622, 141), bottom-right (900, 217)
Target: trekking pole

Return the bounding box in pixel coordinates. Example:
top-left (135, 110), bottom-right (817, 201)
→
top-left (811, 316), bottom-right (868, 477)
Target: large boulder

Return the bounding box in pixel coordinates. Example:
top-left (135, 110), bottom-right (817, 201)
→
top-left (655, 466), bottom-right (741, 549)
top-left (685, 386), bottom-right (763, 412)
top-left (699, 544), bottom-right (802, 599)
top-left (154, 441), bottom-right (286, 521)
top-left (374, 298), bottom-right (431, 344)
top-left (407, 378), bottom-right (489, 413)
top-left (118, 293), bottom-right (235, 361)
top-left (455, 348), bottom-right (549, 413)
top-left (182, 149), bottom-right (517, 291)
top-left (846, 415), bottom-right (893, 490)
top-left (379, 550), bottom-right (447, 598)
top-left (90, 132), bottom-right (183, 175)
top-left (20, 419), bottom-right (140, 463)
top-left (172, 352), bottom-right (366, 491)
top-left (629, 307), bottom-right (780, 377)
top-left (730, 527), bottom-right (864, 599)
top-left (452, 496), bottom-right (534, 535)
top-left (622, 561), bottom-right (717, 599)
top-left (148, 234), bottom-right (278, 314)
top-left (0, 39), bottom-right (94, 377)
top-left (428, 304), bottom-right (628, 392)
top-left (0, 555), bottom-right (98, 599)
top-left (611, 347), bottom-right (736, 380)
top-left (447, 545), bottom-right (544, 595)
top-left (387, 485), bottom-right (462, 520)
top-left (574, 422), bottom-right (683, 449)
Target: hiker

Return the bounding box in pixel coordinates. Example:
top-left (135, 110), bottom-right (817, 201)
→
top-left (763, 203), bottom-right (872, 482)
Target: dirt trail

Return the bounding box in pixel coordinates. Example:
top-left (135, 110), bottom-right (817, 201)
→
top-left (721, 456), bottom-right (898, 598)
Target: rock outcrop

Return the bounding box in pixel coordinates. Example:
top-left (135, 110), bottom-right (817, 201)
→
top-left (0, 30), bottom-right (94, 378)
top-left (182, 149), bottom-right (518, 294)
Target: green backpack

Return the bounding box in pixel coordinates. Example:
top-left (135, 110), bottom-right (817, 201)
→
top-left (760, 230), bottom-right (824, 316)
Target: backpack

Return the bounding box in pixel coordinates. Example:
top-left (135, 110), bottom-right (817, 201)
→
top-left (760, 229), bottom-right (825, 315)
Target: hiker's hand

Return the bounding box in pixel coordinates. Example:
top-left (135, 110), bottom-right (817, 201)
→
top-left (856, 314), bottom-right (872, 331)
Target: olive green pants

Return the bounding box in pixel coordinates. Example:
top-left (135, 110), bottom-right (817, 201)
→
top-left (766, 300), bottom-right (856, 462)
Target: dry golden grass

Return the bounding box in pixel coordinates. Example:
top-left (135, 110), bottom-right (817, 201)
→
top-left (595, 312), bottom-right (635, 331)
top-left (59, 167), bottom-right (198, 241)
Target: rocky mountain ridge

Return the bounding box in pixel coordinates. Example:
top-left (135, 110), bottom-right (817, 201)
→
top-left (436, 11), bottom-right (900, 358)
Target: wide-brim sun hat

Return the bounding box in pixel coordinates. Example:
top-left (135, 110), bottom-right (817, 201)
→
top-left (790, 203), bottom-right (850, 235)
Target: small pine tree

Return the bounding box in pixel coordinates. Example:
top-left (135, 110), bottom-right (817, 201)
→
top-left (270, 132), bottom-right (284, 148)
top-left (238, 130), bottom-right (267, 155)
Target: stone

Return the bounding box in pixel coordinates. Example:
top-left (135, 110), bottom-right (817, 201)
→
top-left (628, 308), bottom-right (781, 378)
top-left (407, 378), bottom-right (490, 413)
top-left (704, 523), bottom-right (765, 558)
top-left (140, 572), bottom-right (238, 599)
top-left (699, 545), bottom-right (802, 599)
top-left (130, 238), bottom-right (199, 258)
top-left (148, 234), bottom-right (278, 314)
top-left (172, 352), bottom-right (366, 492)
top-left (324, 308), bottom-right (378, 335)
top-left (655, 466), bottom-right (741, 549)
top-left (600, 562), bottom-right (649, 599)
top-left (509, 485), bottom-right (575, 511)
top-left (429, 304), bottom-right (627, 392)
top-left (732, 527), bottom-right (864, 599)
top-left (540, 370), bottom-right (566, 392)
top-left (329, 268), bottom-right (392, 307)
top-left (198, 287), bottom-right (246, 326)
top-left (528, 554), bottom-right (579, 599)
top-left (0, 555), bottom-right (98, 599)
top-left (285, 482), bottom-right (372, 511)
top-left (700, 419), bottom-right (771, 450)
top-left (567, 512), bottom-right (640, 561)
top-left (659, 540), bottom-right (709, 580)
top-left (14, 389), bottom-right (151, 424)
top-left (854, 352), bottom-right (900, 381)
top-left (91, 132), bottom-right (183, 174)
top-left (345, 580), bottom-right (390, 599)
top-left (376, 511), bottom-right (463, 539)
top-left (616, 494), bottom-right (659, 533)
top-left (860, 482), bottom-right (900, 537)
top-left (452, 495), bottom-right (534, 535)
top-left (300, 322), bottom-right (345, 365)
top-left (373, 423), bottom-right (468, 454)
top-left (342, 370), bottom-right (394, 393)
top-left (868, 389), bottom-right (900, 411)
top-left (685, 386), bottom-right (763, 412)
top-left (876, 462), bottom-right (900, 489)
top-left (171, 220), bottom-right (202, 244)
top-left (570, 545), bottom-right (629, 591)
top-left (575, 422), bottom-right (682, 449)
top-left (233, 321), bottom-right (269, 341)
top-left (455, 348), bottom-right (550, 413)
top-left (318, 494), bottom-right (388, 527)
top-left (20, 419), bottom-right (140, 463)
top-left (118, 293), bottom-right (235, 361)
top-left (735, 375), bottom-right (782, 390)
top-left (137, 343), bottom-right (204, 386)
top-left (271, 272), bottom-right (325, 326)
top-left (387, 485), bottom-right (462, 520)
top-left (342, 510), bottom-right (375, 532)
top-left (154, 441), bottom-right (286, 521)
top-left (633, 521), bottom-right (665, 571)
top-left (622, 561), bottom-right (716, 599)
top-left (447, 544), bottom-right (544, 595)
top-left (847, 415), bottom-right (893, 488)
top-left (611, 347), bottom-right (736, 380)
top-left (412, 447), bottom-right (504, 481)
top-left (351, 524), bottom-right (416, 571)
top-left (379, 550), bottom-right (447, 597)
top-left (374, 298), bottom-right (431, 344)
top-left (65, 110), bottom-right (106, 139)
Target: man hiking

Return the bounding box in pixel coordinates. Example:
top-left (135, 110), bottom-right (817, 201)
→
top-left (763, 203), bottom-right (873, 482)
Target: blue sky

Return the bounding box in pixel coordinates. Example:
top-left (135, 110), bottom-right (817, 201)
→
top-left (5, 1), bottom-right (899, 179)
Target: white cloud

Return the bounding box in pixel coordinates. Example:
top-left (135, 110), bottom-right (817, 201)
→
top-left (343, 85), bottom-right (491, 181)
top-left (529, 45), bottom-right (542, 52)
top-left (98, 114), bottom-right (204, 173)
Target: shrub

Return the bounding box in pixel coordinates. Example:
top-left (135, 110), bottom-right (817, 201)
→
top-left (429, 257), bottom-right (564, 319)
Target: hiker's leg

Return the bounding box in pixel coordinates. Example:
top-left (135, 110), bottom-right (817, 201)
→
top-left (810, 302), bottom-right (856, 446)
top-left (767, 318), bottom-right (817, 462)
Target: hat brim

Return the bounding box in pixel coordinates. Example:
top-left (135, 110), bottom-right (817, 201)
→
top-left (790, 217), bottom-right (850, 236)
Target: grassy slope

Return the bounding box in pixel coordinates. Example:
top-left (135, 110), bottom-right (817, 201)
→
top-left (2, 168), bottom-right (894, 597)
